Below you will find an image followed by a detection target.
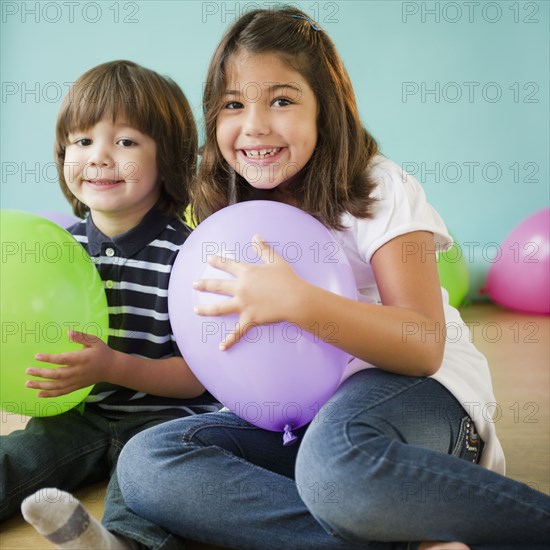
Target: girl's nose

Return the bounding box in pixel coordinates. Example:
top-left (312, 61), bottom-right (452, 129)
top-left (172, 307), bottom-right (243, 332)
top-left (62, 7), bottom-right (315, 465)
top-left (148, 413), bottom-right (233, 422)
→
top-left (243, 106), bottom-right (271, 137)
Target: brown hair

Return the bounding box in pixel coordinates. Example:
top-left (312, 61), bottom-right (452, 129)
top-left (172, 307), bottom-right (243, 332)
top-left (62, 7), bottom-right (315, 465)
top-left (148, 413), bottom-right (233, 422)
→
top-left (55, 60), bottom-right (197, 218)
top-left (193, 6), bottom-right (379, 229)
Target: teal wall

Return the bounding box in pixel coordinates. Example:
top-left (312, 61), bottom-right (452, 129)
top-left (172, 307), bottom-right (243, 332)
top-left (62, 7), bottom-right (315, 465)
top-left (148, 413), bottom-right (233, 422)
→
top-left (1, 1), bottom-right (549, 299)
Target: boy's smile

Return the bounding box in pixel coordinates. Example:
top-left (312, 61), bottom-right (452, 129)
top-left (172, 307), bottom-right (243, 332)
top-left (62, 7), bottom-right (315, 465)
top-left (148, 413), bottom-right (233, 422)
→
top-left (216, 50), bottom-right (318, 191)
top-left (85, 178), bottom-right (124, 186)
top-left (64, 118), bottom-right (159, 236)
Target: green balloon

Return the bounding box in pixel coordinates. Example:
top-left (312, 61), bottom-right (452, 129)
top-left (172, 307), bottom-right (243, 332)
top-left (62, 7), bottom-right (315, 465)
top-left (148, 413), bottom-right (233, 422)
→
top-left (1, 210), bottom-right (108, 416)
top-left (437, 241), bottom-right (470, 307)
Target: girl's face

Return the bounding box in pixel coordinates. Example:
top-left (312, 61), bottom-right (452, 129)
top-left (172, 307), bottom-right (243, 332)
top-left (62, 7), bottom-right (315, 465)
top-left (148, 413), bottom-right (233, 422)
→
top-left (216, 50), bottom-right (318, 191)
top-left (64, 117), bottom-right (159, 233)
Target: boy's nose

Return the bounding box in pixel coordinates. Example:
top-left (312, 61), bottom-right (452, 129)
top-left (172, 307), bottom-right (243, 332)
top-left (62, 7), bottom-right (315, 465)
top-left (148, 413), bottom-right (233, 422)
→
top-left (87, 144), bottom-right (114, 167)
top-left (83, 146), bottom-right (115, 181)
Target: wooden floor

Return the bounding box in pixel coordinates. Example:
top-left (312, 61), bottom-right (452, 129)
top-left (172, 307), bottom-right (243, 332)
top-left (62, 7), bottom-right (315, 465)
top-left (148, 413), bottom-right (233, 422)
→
top-left (1, 304), bottom-right (548, 549)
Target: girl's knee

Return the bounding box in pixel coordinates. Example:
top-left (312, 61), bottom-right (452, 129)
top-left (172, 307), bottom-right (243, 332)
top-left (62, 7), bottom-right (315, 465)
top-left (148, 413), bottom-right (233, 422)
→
top-left (118, 414), bottom-right (237, 514)
top-left (118, 420), bottom-right (190, 512)
top-left (296, 421), bottom-right (393, 541)
top-left (297, 462), bottom-right (389, 543)
top-left (296, 421), bottom-right (348, 521)
top-left (118, 431), bottom-right (155, 512)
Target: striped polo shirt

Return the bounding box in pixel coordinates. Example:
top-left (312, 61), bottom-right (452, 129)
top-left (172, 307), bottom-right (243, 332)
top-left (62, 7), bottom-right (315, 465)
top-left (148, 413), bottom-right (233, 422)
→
top-left (68, 205), bottom-right (219, 415)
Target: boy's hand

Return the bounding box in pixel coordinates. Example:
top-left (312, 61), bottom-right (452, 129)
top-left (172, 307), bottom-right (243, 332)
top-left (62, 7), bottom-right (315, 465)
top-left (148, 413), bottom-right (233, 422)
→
top-left (25, 330), bottom-right (113, 397)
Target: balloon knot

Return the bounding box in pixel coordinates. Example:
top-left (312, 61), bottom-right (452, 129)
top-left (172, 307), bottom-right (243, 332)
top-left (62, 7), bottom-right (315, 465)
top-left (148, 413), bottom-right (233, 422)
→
top-left (283, 424), bottom-right (298, 446)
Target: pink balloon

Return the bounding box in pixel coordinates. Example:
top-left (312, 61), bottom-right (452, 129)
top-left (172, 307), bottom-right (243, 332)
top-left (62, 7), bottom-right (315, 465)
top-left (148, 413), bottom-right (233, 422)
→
top-left (487, 208), bottom-right (549, 314)
top-left (169, 201), bottom-right (357, 435)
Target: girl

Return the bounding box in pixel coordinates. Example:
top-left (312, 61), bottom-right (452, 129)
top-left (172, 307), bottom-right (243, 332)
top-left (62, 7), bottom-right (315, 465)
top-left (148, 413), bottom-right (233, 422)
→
top-left (118, 8), bottom-right (550, 550)
top-left (1, 60), bottom-right (220, 550)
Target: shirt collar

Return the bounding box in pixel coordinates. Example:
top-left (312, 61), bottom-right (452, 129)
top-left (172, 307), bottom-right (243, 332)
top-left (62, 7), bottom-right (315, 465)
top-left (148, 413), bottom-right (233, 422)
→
top-left (85, 204), bottom-right (173, 257)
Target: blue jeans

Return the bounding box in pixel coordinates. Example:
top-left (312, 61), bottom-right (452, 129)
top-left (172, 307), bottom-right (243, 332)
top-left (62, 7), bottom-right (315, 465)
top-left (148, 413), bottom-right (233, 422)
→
top-left (0, 406), bottom-right (185, 549)
top-left (118, 370), bottom-right (550, 549)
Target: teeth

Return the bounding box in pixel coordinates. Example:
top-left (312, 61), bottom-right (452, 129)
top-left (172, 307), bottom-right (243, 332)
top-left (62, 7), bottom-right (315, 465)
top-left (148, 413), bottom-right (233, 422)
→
top-left (244, 148), bottom-right (280, 159)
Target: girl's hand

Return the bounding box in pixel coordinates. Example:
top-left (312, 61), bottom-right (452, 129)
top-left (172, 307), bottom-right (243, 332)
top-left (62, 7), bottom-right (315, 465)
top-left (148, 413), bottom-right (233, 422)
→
top-left (193, 235), bottom-right (307, 350)
top-left (25, 330), bottom-right (113, 397)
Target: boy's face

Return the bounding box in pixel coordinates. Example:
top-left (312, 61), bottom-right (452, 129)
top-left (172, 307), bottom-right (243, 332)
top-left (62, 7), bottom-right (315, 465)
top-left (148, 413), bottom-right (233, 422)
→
top-left (64, 118), bottom-right (159, 234)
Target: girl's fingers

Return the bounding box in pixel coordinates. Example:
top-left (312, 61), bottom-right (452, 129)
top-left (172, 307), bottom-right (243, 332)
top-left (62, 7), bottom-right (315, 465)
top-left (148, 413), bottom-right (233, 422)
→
top-left (195, 236), bottom-right (286, 350)
top-left (220, 320), bottom-right (252, 351)
top-left (206, 254), bottom-right (242, 275)
top-left (253, 234), bottom-right (281, 264)
top-left (219, 333), bottom-right (236, 351)
top-left (193, 277), bottom-right (235, 296)
top-left (194, 298), bottom-right (239, 317)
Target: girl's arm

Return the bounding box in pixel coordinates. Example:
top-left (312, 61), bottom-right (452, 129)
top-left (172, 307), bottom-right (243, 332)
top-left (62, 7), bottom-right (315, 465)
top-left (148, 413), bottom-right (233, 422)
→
top-left (293, 230), bottom-right (446, 376)
top-left (194, 231), bottom-right (446, 377)
top-left (25, 330), bottom-right (205, 398)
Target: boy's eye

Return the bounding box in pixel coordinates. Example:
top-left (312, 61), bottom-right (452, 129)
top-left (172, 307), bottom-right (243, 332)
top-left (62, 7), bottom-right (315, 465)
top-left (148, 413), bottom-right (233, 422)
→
top-left (117, 138), bottom-right (136, 147)
top-left (224, 101), bottom-right (243, 110)
top-left (75, 138), bottom-right (92, 146)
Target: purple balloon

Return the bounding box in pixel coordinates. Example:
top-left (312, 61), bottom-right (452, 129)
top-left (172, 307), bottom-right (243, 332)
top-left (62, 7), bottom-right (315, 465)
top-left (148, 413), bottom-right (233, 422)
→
top-left (169, 201), bottom-right (357, 434)
top-left (487, 208), bottom-right (549, 314)
top-left (37, 210), bottom-right (79, 229)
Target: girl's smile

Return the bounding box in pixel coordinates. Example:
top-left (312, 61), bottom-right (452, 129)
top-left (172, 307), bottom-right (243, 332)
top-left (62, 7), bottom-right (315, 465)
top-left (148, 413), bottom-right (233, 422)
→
top-left (216, 50), bottom-right (318, 190)
top-left (237, 146), bottom-right (286, 167)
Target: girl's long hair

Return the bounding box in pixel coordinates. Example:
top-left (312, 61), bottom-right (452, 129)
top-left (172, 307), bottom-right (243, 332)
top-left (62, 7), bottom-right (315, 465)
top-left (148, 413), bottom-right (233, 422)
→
top-left (194, 6), bottom-right (379, 229)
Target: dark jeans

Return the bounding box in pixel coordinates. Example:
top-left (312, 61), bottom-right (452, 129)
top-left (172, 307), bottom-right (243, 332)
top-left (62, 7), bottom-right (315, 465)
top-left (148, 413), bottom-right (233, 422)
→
top-left (1, 406), bottom-right (185, 549)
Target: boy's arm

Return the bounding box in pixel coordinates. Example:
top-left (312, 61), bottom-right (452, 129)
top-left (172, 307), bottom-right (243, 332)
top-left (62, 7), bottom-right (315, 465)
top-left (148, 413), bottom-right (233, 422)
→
top-left (25, 330), bottom-right (205, 399)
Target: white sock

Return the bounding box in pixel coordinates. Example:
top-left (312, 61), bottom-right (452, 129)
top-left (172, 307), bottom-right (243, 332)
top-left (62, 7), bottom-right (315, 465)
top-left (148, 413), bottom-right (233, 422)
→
top-left (21, 489), bottom-right (137, 550)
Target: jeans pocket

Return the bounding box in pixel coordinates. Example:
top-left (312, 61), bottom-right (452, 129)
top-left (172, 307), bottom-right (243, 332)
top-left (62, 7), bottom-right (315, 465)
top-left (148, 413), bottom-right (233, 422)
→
top-left (451, 415), bottom-right (485, 464)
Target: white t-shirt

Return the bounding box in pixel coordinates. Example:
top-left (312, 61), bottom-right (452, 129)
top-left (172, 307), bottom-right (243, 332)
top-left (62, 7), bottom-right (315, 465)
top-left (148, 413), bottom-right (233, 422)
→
top-left (330, 155), bottom-right (505, 474)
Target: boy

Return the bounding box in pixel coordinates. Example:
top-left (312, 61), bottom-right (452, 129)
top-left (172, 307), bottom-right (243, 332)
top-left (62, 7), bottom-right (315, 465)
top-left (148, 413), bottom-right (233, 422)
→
top-left (0, 60), bottom-right (219, 550)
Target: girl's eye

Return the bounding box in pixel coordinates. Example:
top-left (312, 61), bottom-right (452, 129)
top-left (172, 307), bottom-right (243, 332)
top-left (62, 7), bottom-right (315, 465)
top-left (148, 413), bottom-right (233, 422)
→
top-left (272, 97), bottom-right (292, 107)
top-left (117, 139), bottom-right (136, 147)
top-left (224, 101), bottom-right (243, 110)
top-left (75, 138), bottom-right (92, 146)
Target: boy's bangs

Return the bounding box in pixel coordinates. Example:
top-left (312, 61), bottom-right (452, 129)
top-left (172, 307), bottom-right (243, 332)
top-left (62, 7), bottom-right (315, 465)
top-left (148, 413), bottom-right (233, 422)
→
top-left (61, 73), bottom-right (152, 137)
